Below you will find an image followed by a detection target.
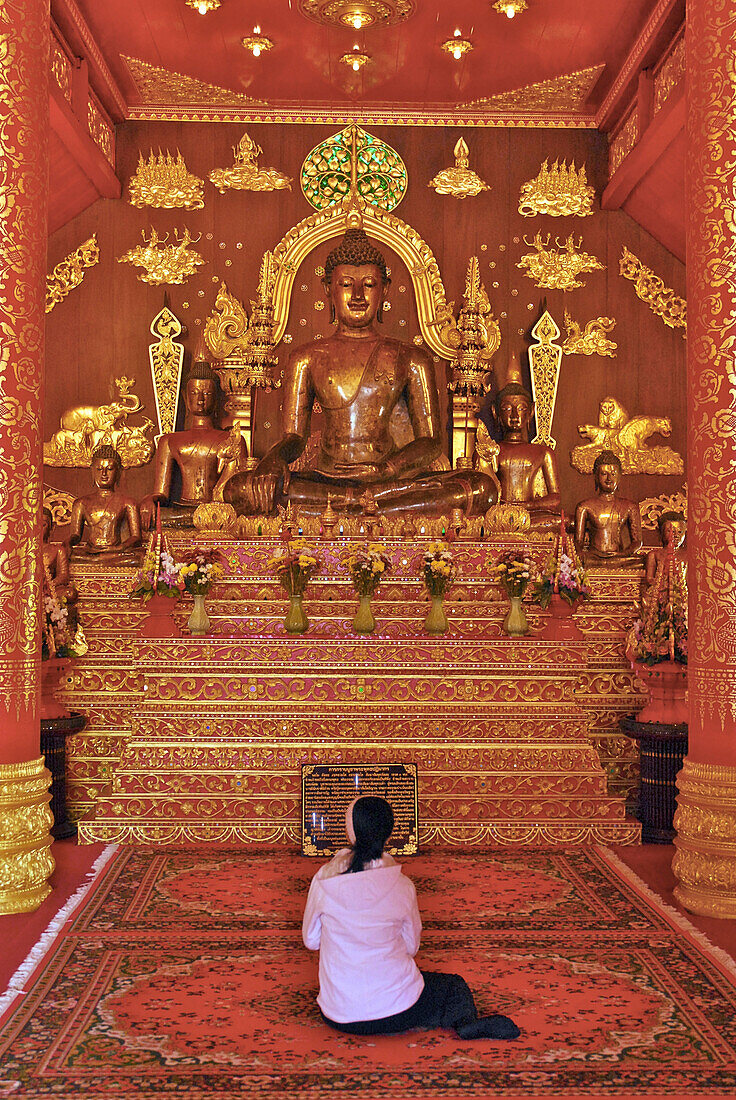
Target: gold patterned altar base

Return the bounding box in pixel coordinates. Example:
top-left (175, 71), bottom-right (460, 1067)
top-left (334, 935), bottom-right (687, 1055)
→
top-left (63, 537), bottom-right (643, 847)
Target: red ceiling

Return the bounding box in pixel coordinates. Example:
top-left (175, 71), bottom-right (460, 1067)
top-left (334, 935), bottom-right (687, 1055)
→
top-left (75, 0), bottom-right (661, 113)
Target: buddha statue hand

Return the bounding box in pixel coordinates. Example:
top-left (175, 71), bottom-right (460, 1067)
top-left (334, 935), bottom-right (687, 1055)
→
top-left (248, 458), bottom-right (290, 515)
top-left (139, 495), bottom-right (157, 531)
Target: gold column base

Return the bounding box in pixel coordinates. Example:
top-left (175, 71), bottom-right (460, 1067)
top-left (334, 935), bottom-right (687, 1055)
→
top-left (673, 759), bottom-right (736, 919)
top-left (0, 757), bottom-right (55, 915)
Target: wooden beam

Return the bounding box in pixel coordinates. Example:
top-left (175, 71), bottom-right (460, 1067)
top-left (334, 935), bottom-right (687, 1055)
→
top-left (601, 91), bottom-right (684, 211)
top-left (49, 84), bottom-right (121, 200)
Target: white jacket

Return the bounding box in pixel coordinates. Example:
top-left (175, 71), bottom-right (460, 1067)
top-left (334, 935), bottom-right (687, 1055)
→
top-left (302, 849), bottom-right (424, 1023)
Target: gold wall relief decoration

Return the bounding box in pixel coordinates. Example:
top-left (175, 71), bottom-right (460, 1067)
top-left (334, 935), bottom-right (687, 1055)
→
top-left (0, 758), bottom-right (54, 915)
top-left (42, 487), bottom-right (76, 526)
top-left (562, 310), bottom-right (617, 357)
top-left (654, 34), bottom-right (685, 115)
top-left (43, 376), bottom-right (155, 468)
top-left (448, 257), bottom-right (500, 465)
top-left (46, 235), bottom-right (100, 313)
top-left (50, 35), bottom-right (72, 104)
top-left (204, 283), bottom-right (250, 360)
top-left (428, 137), bottom-right (490, 199)
top-left (298, 1), bottom-right (415, 29)
top-left (609, 109), bottom-right (639, 176)
top-left (571, 396), bottom-right (684, 475)
top-left (87, 96), bottom-right (114, 166)
top-left (673, 760), bottom-right (736, 919)
top-left (122, 56), bottom-right (267, 107)
top-left (458, 64), bottom-right (604, 114)
top-left (128, 150), bottom-right (205, 209)
top-left (518, 159), bottom-right (595, 218)
top-left (619, 247), bottom-right (687, 334)
top-left (209, 133), bottom-right (292, 194)
top-left (639, 489), bottom-right (688, 531)
top-left (148, 305), bottom-right (185, 437)
top-left (516, 233), bottom-right (603, 291)
top-left (118, 228), bottom-right (205, 285)
top-left (301, 125), bottom-right (407, 213)
top-left (528, 310), bottom-right (562, 450)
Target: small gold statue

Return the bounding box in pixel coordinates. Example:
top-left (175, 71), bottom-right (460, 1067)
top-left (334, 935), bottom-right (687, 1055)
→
top-left (224, 227), bottom-right (497, 519)
top-left (141, 362), bottom-right (247, 529)
top-left (68, 445), bottom-right (142, 561)
top-left (574, 450), bottom-right (642, 567)
top-left (644, 510), bottom-right (686, 588)
top-left (42, 507), bottom-right (76, 606)
top-left (571, 396), bottom-right (683, 475)
top-left (475, 353), bottom-right (560, 531)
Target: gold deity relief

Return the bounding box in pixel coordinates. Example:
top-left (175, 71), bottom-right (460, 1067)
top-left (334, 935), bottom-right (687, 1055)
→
top-left (428, 138), bottom-right (490, 200)
top-left (209, 133), bottom-right (292, 194)
top-left (516, 234), bottom-right (604, 291)
top-left (46, 235), bottom-right (100, 314)
top-left (43, 377), bottom-right (155, 468)
top-left (128, 149), bottom-right (205, 209)
top-left (117, 228), bottom-right (205, 285)
top-left (571, 397), bottom-right (684, 476)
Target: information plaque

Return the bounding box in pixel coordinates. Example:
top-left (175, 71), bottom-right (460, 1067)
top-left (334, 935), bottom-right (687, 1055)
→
top-left (301, 763), bottom-right (418, 857)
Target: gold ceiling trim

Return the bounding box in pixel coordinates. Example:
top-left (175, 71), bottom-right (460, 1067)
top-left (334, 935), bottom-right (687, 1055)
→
top-left (270, 203), bottom-right (456, 359)
top-left (458, 64), bottom-right (605, 114)
top-left (127, 105), bottom-right (596, 128)
top-left (122, 56), bottom-right (267, 107)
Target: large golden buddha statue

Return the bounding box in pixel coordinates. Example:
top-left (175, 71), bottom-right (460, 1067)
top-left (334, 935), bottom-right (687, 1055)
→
top-left (141, 363), bottom-right (245, 528)
top-left (574, 450), bottom-right (642, 566)
top-left (224, 228), bottom-right (497, 518)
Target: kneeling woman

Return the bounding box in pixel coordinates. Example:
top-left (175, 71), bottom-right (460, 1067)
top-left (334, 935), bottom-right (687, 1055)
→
top-left (302, 795), bottom-right (520, 1040)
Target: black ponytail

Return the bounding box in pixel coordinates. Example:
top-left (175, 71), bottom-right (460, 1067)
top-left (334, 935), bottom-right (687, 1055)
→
top-left (344, 796), bottom-right (394, 874)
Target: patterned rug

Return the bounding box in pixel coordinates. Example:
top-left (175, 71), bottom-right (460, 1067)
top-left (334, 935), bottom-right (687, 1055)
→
top-left (1, 846), bottom-right (735, 1098)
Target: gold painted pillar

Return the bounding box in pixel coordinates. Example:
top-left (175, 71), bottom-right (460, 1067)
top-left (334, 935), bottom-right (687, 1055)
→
top-left (672, 0), bottom-right (736, 918)
top-left (0, 0), bottom-right (54, 913)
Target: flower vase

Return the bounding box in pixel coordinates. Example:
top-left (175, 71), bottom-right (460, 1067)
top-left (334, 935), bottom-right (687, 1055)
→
top-left (424, 595), bottom-right (449, 634)
top-left (634, 660), bottom-right (688, 724)
top-left (140, 594), bottom-right (181, 638)
top-left (40, 657), bottom-right (71, 720)
top-left (284, 593), bottom-right (309, 634)
top-left (352, 594), bottom-right (376, 634)
top-left (502, 594), bottom-right (529, 637)
top-left (541, 593), bottom-right (584, 641)
top-left (187, 593), bottom-right (210, 636)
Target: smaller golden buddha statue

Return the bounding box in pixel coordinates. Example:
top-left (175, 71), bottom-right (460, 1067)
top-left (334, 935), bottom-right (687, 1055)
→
top-left (644, 510), bottom-right (686, 587)
top-left (42, 507), bottom-right (76, 606)
top-left (141, 362), bottom-right (246, 528)
top-left (574, 450), bottom-right (642, 566)
top-left (68, 445), bottom-right (142, 561)
top-left (476, 353), bottom-right (560, 530)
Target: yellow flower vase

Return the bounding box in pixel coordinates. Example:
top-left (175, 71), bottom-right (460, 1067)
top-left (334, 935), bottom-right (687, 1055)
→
top-left (188, 593), bottom-right (210, 636)
top-left (503, 595), bottom-right (529, 637)
top-left (352, 594), bottom-right (376, 634)
top-left (424, 595), bottom-right (448, 634)
top-left (285, 593), bottom-right (309, 634)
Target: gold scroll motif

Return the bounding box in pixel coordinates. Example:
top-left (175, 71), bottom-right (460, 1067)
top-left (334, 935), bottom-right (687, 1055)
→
top-left (46, 235), bottom-right (100, 313)
top-left (571, 397), bottom-right (684, 475)
top-left (639, 489), bottom-right (687, 531)
top-left (654, 35), bottom-right (685, 115)
top-left (0, 757), bottom-right (54, 915)
top-left (118, 228), bottom-right (205, 285)
top-left (609, 111), bottom-right (639, 176)
top-left (204, 283), bottom-right (250, 361)
top-left (673, 760), bottom-right (736, 919)
top-left (428, 138), bottom-right (490, 199)
top-left (517, 233), bottom-right (604, 291)
top-left (209, 133), bottom-right (292, 194)
top-left (43, 376), bottom-right (154, 468)
top-left (149, 305), bottom-right (185, 437)
top-left (42, 487), bottom-right (76, 526)
top-left (562, 310), bottom-right (617, 357)
top-left (301, 125), bottom-right (407, 213)
top-left (619, 247), bottom-right (687, 334)
top-left (518, 160), bottom-right (595, 218)
top-left (458, 64), bottom-right (604, 114)
top-left (123, 56), bottom-right (267, 107)
top-left (529, 310), bottom-right (562, 450)
top-left (128, 150), bottom-right (205, 209)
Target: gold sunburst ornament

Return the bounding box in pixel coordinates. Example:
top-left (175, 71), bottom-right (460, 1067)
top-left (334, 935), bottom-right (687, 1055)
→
top-left (518, 159), bottom-right (595, 218)
top-left (209, 133), bottom-right (292, 193)
top-left (128, 150), bottom-right (205, 209)
top-left (118, 229), bottom-right (205, 285)
top-left (429, 138), bottom-right (489, 199)
top-left (517, 233), bottom-right (604, 291)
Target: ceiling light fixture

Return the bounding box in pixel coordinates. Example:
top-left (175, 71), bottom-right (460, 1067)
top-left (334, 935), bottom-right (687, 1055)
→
top-left (186, 0), bottom-right (221, 13)
top-left (242, 27), bottom-right (273, 57)
top-left (298, 2), bottom-right (414, 31)
top-left (441, 30), bottom-right (473, 62)
top-left (340, 46), bottom-right (371, 72)
top-left (493, 0), bottom-right (528, 18)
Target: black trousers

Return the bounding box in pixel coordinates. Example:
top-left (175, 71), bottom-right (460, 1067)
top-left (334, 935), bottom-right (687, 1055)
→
top-left (321, 971), bottom-right (480, 1036)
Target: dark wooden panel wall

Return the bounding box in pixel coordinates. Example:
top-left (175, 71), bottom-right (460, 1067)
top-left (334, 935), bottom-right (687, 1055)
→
top-left (46, 122), bottom-right (686, 527)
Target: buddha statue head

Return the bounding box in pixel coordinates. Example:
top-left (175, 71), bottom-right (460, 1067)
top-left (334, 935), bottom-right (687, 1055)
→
top-left (492, 351), bottom-right (535, 442)
top-left (183, 360), bottom-right (219, 420)
top-left (323, 227), bottom-right (391, 328)
top-left (593, 449), bottom-right (622, 493)
top-left (91, 444), bottom-right (122, 491)
top-left (658, 510), bottom-right (686, 550)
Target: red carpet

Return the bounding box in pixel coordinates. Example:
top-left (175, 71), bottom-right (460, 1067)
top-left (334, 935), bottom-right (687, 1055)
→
top-left (1, 846), bottom-right (735, 1097)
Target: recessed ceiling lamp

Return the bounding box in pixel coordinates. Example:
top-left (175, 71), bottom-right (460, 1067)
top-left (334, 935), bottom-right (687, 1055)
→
top-left (242, 27), bottom-right (273, 57)
top-left (493, 0), bottom-right (528, 18)
top-left (340, 46), bottom-right (371, 72)
top-left (441, 29), bottom-right (473, 62)
top-left (298, 1), bottom-right (414, 31)
top-left (186, 0), bottom-right (221, 13)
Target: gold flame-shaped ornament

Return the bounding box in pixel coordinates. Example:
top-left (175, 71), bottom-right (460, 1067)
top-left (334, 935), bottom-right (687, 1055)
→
top-left (429, 138), bottom-right (490, 199)
top-left (208, 133), bottom-right (292, 194)
top-left (128, 149), bottom-right (205, 209)
top-left (118, 228), bottom-right (205, 285)
top-left (449, 257), bottom-right (500, 395)
top-left (528, 311), bottom-right (563, 450)
top-left (518, 159), bottom-right (595, 218)
top-left (516, 233), bottom-right (604, 291)
top-left (204, 283), bottom-right (250, 361)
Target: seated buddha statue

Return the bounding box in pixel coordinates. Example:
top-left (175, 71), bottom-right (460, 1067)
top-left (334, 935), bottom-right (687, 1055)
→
top-left (141, 362), bottom-right (246, 528)
top-left (223, 227), bottom-right (497, 518)
top-left (68, 445), bottom-right (142, 562)
top-left (574, 450), bottom-right (642, 567)
top-left (474, 354), bottom-right (560, 530)
top-left (42, 507), bottom-right (76, 606)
